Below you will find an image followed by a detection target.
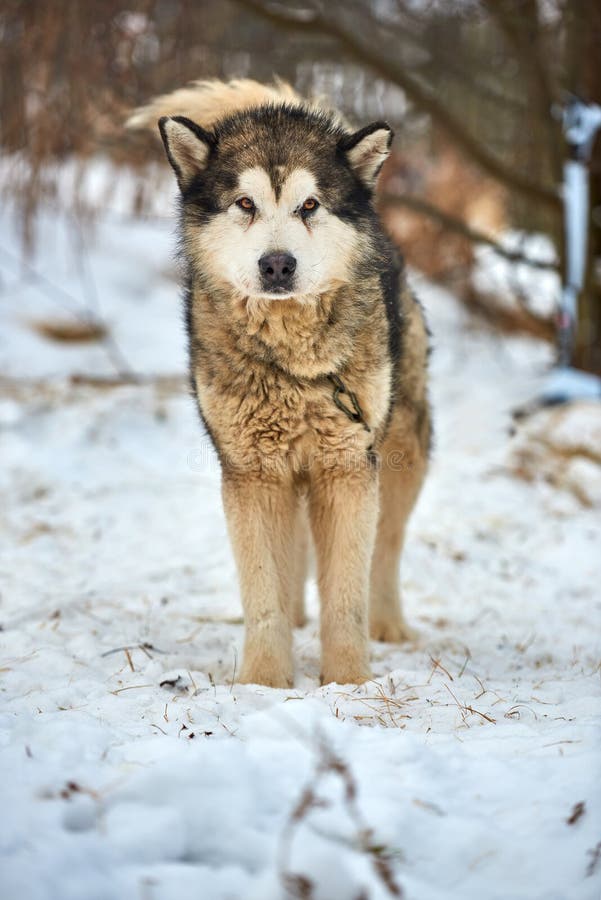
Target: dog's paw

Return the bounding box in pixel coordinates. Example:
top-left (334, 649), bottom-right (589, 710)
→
top-left (370, 616), bottom-right (417, 643)
top-left (239, 654), bottom-right (293, 689)
top-left (320, 650), bottom-right (372, 686)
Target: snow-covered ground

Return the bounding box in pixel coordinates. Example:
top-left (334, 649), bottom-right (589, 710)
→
top-left (1, 196), bottom-right (600, 900)
top-left (472, 231), bottom-right (559, 318)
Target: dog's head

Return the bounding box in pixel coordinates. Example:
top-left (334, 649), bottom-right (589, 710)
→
top-left (158, 106), bottom-right (392, 300)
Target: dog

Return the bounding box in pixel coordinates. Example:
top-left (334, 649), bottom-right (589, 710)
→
top-left (128, 79), bottom-right (431, 687)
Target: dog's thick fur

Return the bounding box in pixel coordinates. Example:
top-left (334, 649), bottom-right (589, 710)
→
top-left (129, 79), bottom-right (431, 687)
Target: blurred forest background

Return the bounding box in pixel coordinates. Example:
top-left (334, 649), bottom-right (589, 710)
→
top-left (1, 0), bottom-right (600, 373)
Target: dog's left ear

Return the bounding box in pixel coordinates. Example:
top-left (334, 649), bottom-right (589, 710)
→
top-left (340, 122), bottom-right (393, 187)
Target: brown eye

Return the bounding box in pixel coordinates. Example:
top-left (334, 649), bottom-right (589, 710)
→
top-left (237, 197), bottom-right (255, 212)
top-left (302, 198), bottom-right (319, 213)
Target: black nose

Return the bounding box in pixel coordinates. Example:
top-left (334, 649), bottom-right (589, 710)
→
top-left (258, 252), bottom-right (297, 289)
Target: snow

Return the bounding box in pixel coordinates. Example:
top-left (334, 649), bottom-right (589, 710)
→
top-left (508, 400), bottom-right (601, 507)
top-left (1, 187), bottom-right (600, 900)
top-left (472, 230), bottom-right (559, 319)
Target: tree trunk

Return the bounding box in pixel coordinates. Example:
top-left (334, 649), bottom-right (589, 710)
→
top-left (567, 0), bottom-right (601, 375)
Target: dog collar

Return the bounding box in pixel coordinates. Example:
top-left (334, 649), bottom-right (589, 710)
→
top-left (327, 374), bottom-right (371, 432)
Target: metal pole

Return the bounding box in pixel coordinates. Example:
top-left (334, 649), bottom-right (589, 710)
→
top-left (558, 97), bottom-right (601, 369)
top-left (535, 97), bottom-right (601, 405)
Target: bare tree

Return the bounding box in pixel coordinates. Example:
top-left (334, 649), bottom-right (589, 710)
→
top-left (0, 1), bottom-right (598, 371)
top-left (232, 0), bottom-right (600, 374)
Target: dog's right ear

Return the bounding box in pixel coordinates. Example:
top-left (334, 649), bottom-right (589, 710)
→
top-left (158, 116), bottom-right (216, 191)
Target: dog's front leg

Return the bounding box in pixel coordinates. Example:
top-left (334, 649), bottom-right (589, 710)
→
top-left (222, 469), bottom-right (295, 688)
top-left (309, 463), bottom-right (379, 685)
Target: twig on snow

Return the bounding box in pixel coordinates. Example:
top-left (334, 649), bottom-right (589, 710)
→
top-left (278, 734), bottom-right (404, 897)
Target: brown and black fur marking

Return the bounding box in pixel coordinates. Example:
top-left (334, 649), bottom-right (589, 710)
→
top-left (129, 80), bottom-right (431, 687)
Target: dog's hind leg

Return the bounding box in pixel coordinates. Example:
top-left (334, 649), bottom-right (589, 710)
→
top-left (222, 470), bottom-right (296, 688)
top-left (369, 416), bottom-right (427, 643)
top-left (309, 464), bottom-right (378, 685)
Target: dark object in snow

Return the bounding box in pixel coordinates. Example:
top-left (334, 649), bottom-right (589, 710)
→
top-left (586, 841), bottom-right (601, 878)
top-left (30, 317), bottom-right (107, 344)
top-left (159, 674), bottom-right (183, 689)
top-left (566, 801), bottom-right (586, 825)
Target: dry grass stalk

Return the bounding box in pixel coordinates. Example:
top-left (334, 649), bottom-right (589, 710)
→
top-left (443, 683), bottom-right (497, 726)
top-left (110, 683), bottom-right (153, 694)
top-left (279, 736), bottom-right (404, 897)
top-left (29, 318), bottom-right (108, 343)
top-left (333, 682), bottom-right (419, 729)
top-left (566, 802), bottom-right (586, 826)
top-left (586, 841), bottom-right (601, 877)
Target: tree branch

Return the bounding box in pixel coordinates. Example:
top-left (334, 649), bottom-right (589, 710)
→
top-left (234, 0), bottom-right (561, 210)
top-left (378, 192), bottom-right (559, 271)
top-left (482, 0), bottom-right (563, 181)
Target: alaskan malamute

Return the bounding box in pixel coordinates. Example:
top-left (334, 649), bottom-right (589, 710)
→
top-left (129, 79), bottom-right (431, 687)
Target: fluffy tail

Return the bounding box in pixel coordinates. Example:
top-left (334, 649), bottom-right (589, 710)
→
top-left (126, 77), bottom-right (304, 132)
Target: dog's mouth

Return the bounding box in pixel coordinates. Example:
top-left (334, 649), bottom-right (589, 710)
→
top-left (269, 288), bottom-right (294, 297)
top-left (260, 283), bottom-right (297, 296)
top-left (255, 285), bottom-right (299, 300)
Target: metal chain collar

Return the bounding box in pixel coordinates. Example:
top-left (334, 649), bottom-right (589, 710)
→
top-left (327, 373), bottom-right (371, 432)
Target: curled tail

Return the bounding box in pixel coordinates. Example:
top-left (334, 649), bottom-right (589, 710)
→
top-left (126, 77), bottom-right (304, 132)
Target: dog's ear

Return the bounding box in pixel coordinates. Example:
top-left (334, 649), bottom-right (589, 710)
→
top-left (340, 122), bottom-right (393, 187)
top-left (158, 116), bottom-right (216, 191)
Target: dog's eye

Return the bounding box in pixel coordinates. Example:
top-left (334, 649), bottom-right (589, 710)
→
top-left (236, 197), bottom-right (255, 213)
top-left (301, 198), bottom-right (319, 214)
